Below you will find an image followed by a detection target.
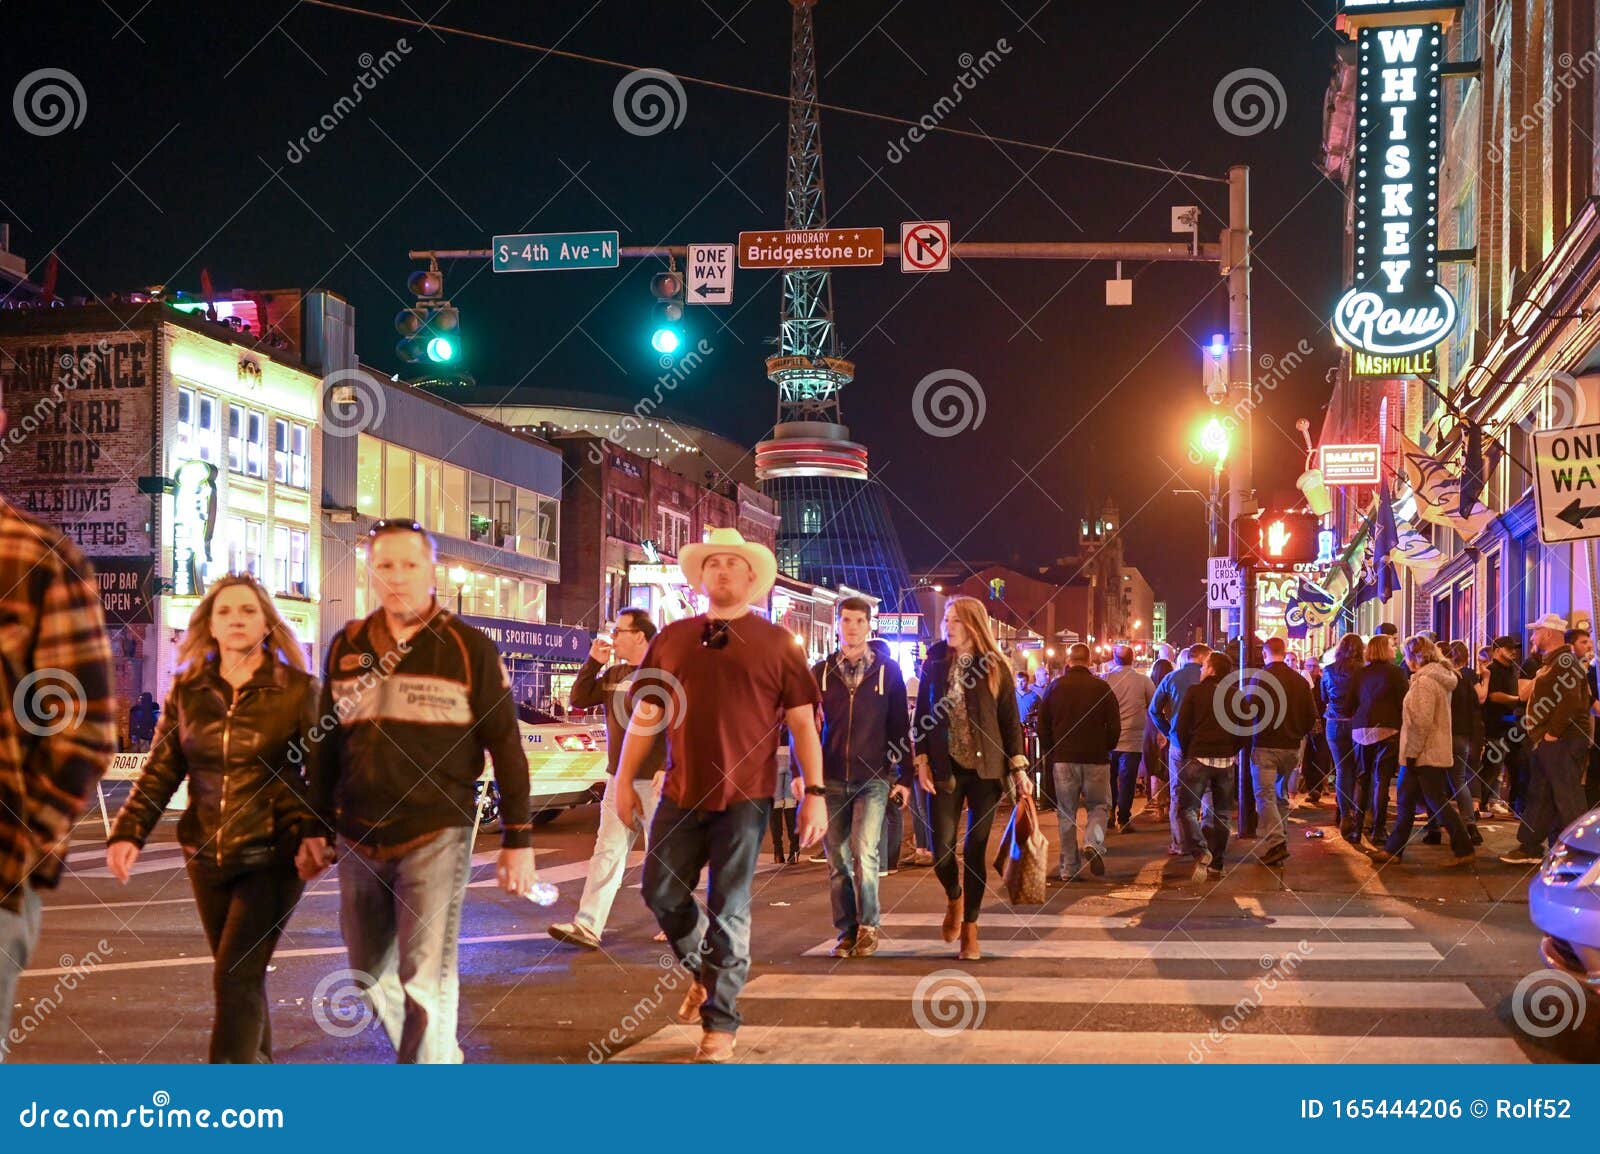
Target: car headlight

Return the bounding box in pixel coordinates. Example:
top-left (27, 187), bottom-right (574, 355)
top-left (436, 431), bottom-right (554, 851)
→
top-left (1541, 842), bottom-right (1600, 887)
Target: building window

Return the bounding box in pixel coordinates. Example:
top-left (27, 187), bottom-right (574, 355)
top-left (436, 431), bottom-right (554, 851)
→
top-left (441, 464), bottom-right (467, 540)
top-left (469, 472), bottom-right (495, 545)
top-left (245, 519), bottom-right (263, 578)
top-left (176, 388), bottom-right (195, 462)
top-left (1483, 549), bottom-right (1501, 643)
top-left (245, 411), bottom-right (266, 478)
top-left (273, 526), bottom-right (290, 593)
top-left (494, 480), bottom-right (515, 548)
top-left (521, 579), bottom-right (546, 622)
top-left (658, 508), bottom-right (690, 557)
top-left (802, 502), bottom-right (821, 534)
top-left (196, 395), bottom-right (217, 464)
top-left (356, 434), bottom-right (382, 516)
top-left (273, 420), bottom-right (309, 489)
top-left (227, 404), bottom-right (245, 472)
top-left (607, 492), bottom-right (644, 543)
top-left (289, 529), bottom-right (308, 597)
top-left (516, 489), bottom-right (557, 561)
top-left (384, 443), bottom-right (415, 519)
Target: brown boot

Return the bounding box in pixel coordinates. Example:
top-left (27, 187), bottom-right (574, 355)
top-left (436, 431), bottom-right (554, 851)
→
top-left (958, 921), bottom-right (981, 961)
top-left (941, 898), bottom-right (962, 942)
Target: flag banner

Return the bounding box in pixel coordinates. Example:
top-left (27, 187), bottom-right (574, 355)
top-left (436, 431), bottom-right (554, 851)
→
top-left (1397, 432), bottom-right (1496, 540)
top-left (1285, 578), bottom-right (1338, 638)
top-left (1393, 520), bottom-right (1445, 578)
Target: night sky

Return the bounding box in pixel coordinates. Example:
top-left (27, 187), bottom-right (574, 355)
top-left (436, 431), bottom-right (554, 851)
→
top-left (3, 0), bottom-right (1349, 638)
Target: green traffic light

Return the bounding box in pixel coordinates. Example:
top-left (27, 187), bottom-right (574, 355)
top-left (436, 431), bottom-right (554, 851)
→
top-left (1200, 416), bottom-right (1230, 463)
top-left (426, 335), bottom-right (457, 363)
top-left (651, 327), bottom-right (681, 355)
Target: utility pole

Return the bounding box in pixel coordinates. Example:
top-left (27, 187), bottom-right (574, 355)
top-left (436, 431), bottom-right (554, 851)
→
top-left (1224, 165), bottom-right (1257, 840)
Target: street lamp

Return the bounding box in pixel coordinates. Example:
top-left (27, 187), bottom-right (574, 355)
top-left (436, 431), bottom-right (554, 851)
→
top-left (449, 565), bottom-right (470, 613)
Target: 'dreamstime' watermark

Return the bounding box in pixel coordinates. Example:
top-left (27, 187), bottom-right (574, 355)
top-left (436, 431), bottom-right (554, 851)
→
top-left (885, 38), bottom-right (1013, 164)
top-left (285, 39), bottom-right (413, 164)
top-left (1186, 338), bottom-right (1314, 465)
top-left (1188, 940), bottom-right (1314, 1061)
top-left (585, 337), bottom-right (714, 464)
top-left (3, 941), bottom-right (113, 1058)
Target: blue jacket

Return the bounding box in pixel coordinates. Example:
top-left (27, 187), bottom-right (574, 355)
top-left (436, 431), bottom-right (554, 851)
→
top-left (812, 649), bottom-right (911, 785)
top-left (1149, 660), bottom-right (1204, 745)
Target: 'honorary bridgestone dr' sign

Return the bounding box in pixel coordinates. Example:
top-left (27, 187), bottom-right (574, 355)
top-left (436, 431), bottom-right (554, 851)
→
top-left (738, 228), bottom-right (885, 269)
top-left (1532, 421), bottom-right (1600, 545)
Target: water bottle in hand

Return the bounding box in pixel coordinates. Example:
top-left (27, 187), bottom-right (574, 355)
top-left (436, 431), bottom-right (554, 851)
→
top-left (526, 880), bottom-right (560, 906)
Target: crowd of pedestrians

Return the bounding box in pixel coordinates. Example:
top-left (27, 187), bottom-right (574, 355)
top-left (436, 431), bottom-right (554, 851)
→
top-left (5, 490), bottom-right (1599, 1067)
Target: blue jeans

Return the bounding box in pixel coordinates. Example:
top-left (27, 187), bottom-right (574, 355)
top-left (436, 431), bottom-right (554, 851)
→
top-left (643, 796), bottom-right (770, 1035)
top-left (909, 780), bottom-right (933, 850)
top-left (1327, 720), bottom-right (1357, 828)
top-left (0, 886), bottom-right (42, 1062)
top-left (1110, 750), bottom-right (1143, 825)
top-left (1249, 746), bottom-right (1297, 852)
top-left (1178, 758), bottom-right (1237, 866)
top-left (1051, 762), bottom-right (1111, 875)
top-left (339, 825), bottom-right (474, 1064)
top-left (879, 786), bottom-right (904, 870)
top-left (826, 779), bottom-right (890, 934)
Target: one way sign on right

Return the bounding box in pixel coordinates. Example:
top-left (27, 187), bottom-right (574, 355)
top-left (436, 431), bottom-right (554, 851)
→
top-left (1534, 420), bottom-right (1600, 544)
top-left (686, 243), bottom-right (734, 306)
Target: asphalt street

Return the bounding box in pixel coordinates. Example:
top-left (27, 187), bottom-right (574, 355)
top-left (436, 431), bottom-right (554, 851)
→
top-left (8, 783), bottom-right (1595, 1064)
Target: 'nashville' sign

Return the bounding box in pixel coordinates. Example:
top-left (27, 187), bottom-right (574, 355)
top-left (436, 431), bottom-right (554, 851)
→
top-left (1332, 5), bottom-right (1459, 362)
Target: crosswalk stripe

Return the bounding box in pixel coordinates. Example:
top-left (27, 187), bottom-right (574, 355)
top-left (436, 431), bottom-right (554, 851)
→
top-left (610, 1023), bottom-right (1527, 1064)
top-left (739, 974), bottom-right (1484, 1009)
top-left (878, 913), bottom-right (1415, 932)
top-left (801, 938), bottom-right (1441, 961)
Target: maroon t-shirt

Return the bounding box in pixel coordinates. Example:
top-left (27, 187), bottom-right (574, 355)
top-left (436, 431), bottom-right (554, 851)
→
top-left (632, 612), bottom-right (820, 811)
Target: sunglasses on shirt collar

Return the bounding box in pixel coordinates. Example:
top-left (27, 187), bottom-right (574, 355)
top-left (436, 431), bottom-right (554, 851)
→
top-left (701, 619), bottom-right (731, 650)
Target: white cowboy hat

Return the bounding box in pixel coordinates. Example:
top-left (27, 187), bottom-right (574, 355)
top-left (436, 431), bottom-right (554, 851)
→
top-left (678, 527), bottom-right (777, 605)
top-left (1525, 612), bottom-right (1570, 633)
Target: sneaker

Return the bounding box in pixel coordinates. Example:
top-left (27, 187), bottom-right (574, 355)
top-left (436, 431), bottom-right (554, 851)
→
top-left (808, 852), bottom-right (827, 864)
top-left (909, 848), bottom-right (934, 867)
top-left (547, 922), bottom-right (601, 950)
top-left (1085, 846), bottom-right (1106, 877)
top-left (1206, 865), bottom-right (1225, 880)
top-left (851, 925), bottom-right (881, 958)
top-left (828, 933), bottom-right (858, 959)
top-left (1499, 847), bottom-right (1544, 865)
top-left (676, 980), bottom-right (708, 1025)
top-left (694, 1030), bottom-right (737, 1063)
top-left (1489, 801), bottom-right (1512, 818)
top-left (881, 867), bottom-right (899, 876)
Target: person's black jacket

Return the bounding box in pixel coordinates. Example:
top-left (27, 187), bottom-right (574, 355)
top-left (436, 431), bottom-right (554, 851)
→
top-left (1320, 657), bottom-right (1363, 723)
top-left (110, 658), bottom-right (318, 869)
top-left (1035, 666), bottom-right (1120, 765)
top-left (912, 641), bottom-right (1026, 781)
top-left (1248, 662), bottom-right (1317, 749)
top-left (812, 648), bottom-right (911, 785)
top-left (1352, 660), bottom-right (1409, 732)
top-left (1450, 665), bottom-right (1484, 740)
top-left (1175, 675), bottom-right (1246, 759)
top-left (128, 694), bottom-right (159, 738)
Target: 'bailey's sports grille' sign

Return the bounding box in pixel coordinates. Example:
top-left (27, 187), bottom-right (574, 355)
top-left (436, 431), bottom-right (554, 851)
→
top-left (1331, 3), bottom-right (1461, 366)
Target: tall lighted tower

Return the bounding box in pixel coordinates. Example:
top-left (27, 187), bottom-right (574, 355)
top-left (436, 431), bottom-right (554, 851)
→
top-left (756, 0), bottom-right (915, 615)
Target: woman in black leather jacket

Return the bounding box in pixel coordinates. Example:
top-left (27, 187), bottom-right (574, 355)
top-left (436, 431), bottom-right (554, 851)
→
top-left (1320, 632), bottom-right (1365, 841)
top-left (107, 575), bottom-right (317, 1063)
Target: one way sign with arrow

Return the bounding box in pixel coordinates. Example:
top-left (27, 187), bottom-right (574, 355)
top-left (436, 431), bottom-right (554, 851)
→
top-left (1533, 417), bottom-right (1600, 544)
top-left (686, 244), bottom-right (734, 306)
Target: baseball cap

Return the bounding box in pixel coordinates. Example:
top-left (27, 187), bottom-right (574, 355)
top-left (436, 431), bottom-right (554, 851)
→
top-left (1491, 635), bottom-right (1521, 650)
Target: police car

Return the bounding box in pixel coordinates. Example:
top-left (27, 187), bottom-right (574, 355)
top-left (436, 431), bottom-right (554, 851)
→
top-left (475, 704), bottom-right (609, 829)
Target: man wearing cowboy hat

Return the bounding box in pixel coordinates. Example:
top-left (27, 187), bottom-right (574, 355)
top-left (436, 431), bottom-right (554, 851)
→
top-left (1501, 613), bottom-right (1594, 865)
top-left (613, 528), bottom-right (824, 1063)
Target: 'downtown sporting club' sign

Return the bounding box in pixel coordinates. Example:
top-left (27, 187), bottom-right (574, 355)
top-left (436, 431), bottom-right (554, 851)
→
top-left (1332, 2), bottom-right (1463, 370)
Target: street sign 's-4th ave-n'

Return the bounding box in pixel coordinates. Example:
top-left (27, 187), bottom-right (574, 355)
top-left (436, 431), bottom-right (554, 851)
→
top-left (492, 231), bottom-right (620, 273)
top-left (1534, 421), bottom-right (1600, 544)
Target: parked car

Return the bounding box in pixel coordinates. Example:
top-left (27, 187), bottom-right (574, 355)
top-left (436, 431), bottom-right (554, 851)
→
top-left (1529, 803), bottom-right (1600, 995)
top-left (475, 704), bottom-right (608, 829)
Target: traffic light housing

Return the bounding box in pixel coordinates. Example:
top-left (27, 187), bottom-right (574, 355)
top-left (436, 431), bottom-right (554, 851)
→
top-left (650, 269), bottom-right (684, 356)
top-left (396, 264), bottom-right (461, 366)
top-left (1230, 512), bottom-right (1319, 568)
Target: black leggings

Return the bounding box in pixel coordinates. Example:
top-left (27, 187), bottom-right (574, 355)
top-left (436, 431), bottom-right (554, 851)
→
top-left (931, 765), bottom-right (1006, 924)
top-left (186, 860), bottom-right (304, 1063)
top-left (769, 804), bottom-right (797, 857)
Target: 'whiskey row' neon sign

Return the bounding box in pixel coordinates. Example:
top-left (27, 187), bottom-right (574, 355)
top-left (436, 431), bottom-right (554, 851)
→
top-left (1332, 6), bottom-right (1459, 361)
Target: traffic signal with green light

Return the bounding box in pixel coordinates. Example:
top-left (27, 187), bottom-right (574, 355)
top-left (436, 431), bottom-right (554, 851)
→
top-left (650, 269), bottom-right (684, 356)
top-left (396, 265), bottom-right (461, 365)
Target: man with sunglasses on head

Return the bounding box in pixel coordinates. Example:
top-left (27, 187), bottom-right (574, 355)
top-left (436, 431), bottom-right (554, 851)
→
top-left (614, 528), bottom-right (824, 1063)
top-left (299, 520), bottom-right (534, 1064)
top-left (547, 607), bottom-right (663, 950)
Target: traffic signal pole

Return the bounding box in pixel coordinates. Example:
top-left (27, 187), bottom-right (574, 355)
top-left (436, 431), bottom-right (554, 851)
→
top-left (1225, 165), bottom-right (1256, 840)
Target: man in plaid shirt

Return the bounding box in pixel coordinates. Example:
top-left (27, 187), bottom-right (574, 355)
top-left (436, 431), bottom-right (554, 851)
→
top-left (0, 495), bottom-right (116, 1060)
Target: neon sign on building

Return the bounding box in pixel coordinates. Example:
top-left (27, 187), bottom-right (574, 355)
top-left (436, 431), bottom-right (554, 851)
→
top-left (1331, 3), bottom-right (1462, 363)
